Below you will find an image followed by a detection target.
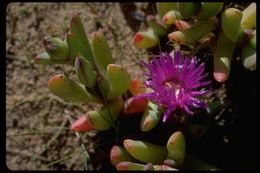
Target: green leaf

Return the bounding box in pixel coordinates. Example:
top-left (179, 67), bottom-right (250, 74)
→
top-left (221, 8), bottom-right (244, 43)
top-left (107, 64), bottom-right (131, 100)
top-left (133, 28), bottom-right (158, 49)
top-left (66, 15), bottom-right (94, 64)
top-left (110, 145), bottom-right (137, 166)
top-left (87, 99), bottom-right (123, 130)
top-left (195, 2), bottom-right (223, 20)
top-left (92, 32), bottom-right (114, 78)
top-left (167, 131), bottom-right (186, 167)
top-left (213, 32), bottom-right (236, 82)
top-left (48, 74), bottom-right (100, 103)
top-left (75, 56), bottom-right (97, 87)
top-left (124, 139), bottom-right (168, 164)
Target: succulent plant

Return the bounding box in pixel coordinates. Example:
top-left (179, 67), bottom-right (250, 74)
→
top-left (34, 15), bottom-right (132, 132)
top-left (133, 2), bottom-right (256, 82)
top-left (32, 3), bottom-right (255, 170)
top-left (110, 131), bottom-right (218, 171)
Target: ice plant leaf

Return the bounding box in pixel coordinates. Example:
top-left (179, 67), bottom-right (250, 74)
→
top-left (167, 131), bottom-right (185, 167)
top-left (249, 33), bottom-right (256, 50)
top-left (34, 52), bottom-right (55, 65)
top-left (221, 8), bottom-right (244, 43)
top-left (70, 115), bottom-right (94, 132)
top-left (107, 64), bottom-right (131, 100)
top-left (241, 42), bottom-right (256, 71)
top-left (195, 2), bottom-right (223, 20)
top-left (241, 2), bottom-right (256, 30)
top-left (92, 32), bottom-right (114, 78)
top-left (137, 51), bottom-right (210, 122)
top-left (48, 74), bottom-right (100, 103)
top-left (87, 99), bottom-right (123, 130)
top-left (116, 161), bottom-right (178, 171)
top-left (174, 20), bottom-right (191, 31)
top-left (153, 165), bottom-right (178, 171)
top-left (129, 79), bottom-right (146, 96)
top-left (214, 32), bottom-right (236, 82)
top-left (162, 10), bottom-right (183, 26)
top-left (67, 15), bottom-right (94, 64)
top-left (116, 161), bottom-right (147, 171)
top-left (178, 2), bottom-right (201, 19)
top-left (133, 28), bottom-right (158, 49)
top-left (75, 56), bottom-right (97, 87)
top-left (168, 17), bottom-right (218, 44)
top-left (110, 145), bottom-right (137, 166)
top-left (123, 139), bottom-right (168, 164)
top-left (156, 2), bottom-right (178, 19)
top-left (140, 101), bottom-right (162, 132)
top-left (43, 36), bottom-right (68, 60)
top-left (124, 97), bottom-right (148, 115)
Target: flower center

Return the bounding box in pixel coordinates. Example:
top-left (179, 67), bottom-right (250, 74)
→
top-left (163, 80), bottom-right (183, 99)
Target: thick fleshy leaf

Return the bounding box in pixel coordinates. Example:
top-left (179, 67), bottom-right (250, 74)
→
top-left (48, 74), bottom-right (100, 103)
top-left (110, 145), bottom-right (136, 166)
top-left (241, 2), bottom-right (256, 30)
top-left (177, 2), bottom-right (201, 19)
top-left (174, 20), bottom-right (191, 30)
top-left (162, 10), bottom-right (183, 26)
top-left (133, 29), bottom-right (158, 49)
top-left (116, 161), bottom-right (178, 171)
top-left (116, 161), bottom-right (146, 171)
top-left (123, 139), bottom-right (168, 164)
top-left (167, 131), bottom-right (186, 167)
top-left (70, 115), bottom-right (94, 132)
top-left (129, 79), bottom-right (146, 96)
top-left (249, 32), bottom-right (256, 50)
top-left (153, 164), bottom-right (178, 171)
top-left (241, 42), bottom-right (256, 70)
top-left (43, 36), bottom-right (68, 60)
top-left (214, 32), bottom-right (236, 82)
top-left (168, 17), bottom-right (218, 44)
top-left (156, 2), bottom-right (178, 19)
top-left (124, 97), bottom-right (148, 115)
top-left (87, 99), bottom-right (123, 130)
top-left (107, 64), bottom-right (131, 100)
top-left (92, 32), bottom-right (114, 78)
top-left (66, 15), bottom-right (94, 64)
top-left (221, 8), bottom-right (244, 43)
top-left (75, 56), bottom-right (97, 87)
top-left (195, 3), bottom-right (223, 20)
top-left (140, 101), bottom-right (162, 132)
top-left (34, 52), bottom-right (55, 65)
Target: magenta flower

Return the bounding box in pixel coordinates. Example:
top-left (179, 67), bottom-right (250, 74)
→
top-left (138, 51), bottom-right (211, 122)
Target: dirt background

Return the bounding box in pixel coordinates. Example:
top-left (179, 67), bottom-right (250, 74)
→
top-left (6, 2), bottom-right (256, 171)
top-left (6, 2), bottom-right (152, 170)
